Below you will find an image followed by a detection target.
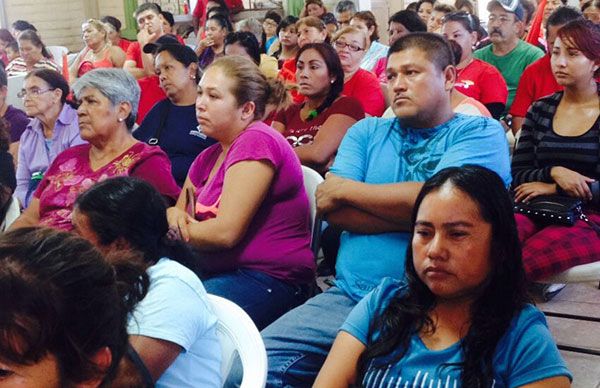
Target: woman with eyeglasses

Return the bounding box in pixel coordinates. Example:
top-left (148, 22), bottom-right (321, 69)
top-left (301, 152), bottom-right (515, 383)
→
top-left (332, 26), bottom-right (385, 117)
top-left (442, 12), bottom-right (508, 119)
top-left (9, 69), bottom-right (180, 231)
top-left (262, 10), bottom-right (282, 54)
top-left (273, 43), bottom-right (364, 175)
top-left (350, 11), bottom-right (388, 78)
top-left (14, 69), bottom-right (85, 208)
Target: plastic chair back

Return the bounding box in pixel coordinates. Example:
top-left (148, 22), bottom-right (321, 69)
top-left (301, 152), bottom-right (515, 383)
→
top-left (207, 294), bottom-right (267, 388)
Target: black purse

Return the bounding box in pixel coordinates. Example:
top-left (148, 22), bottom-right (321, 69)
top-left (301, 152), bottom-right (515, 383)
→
top-left (513, 195), bottom-right (582, 226)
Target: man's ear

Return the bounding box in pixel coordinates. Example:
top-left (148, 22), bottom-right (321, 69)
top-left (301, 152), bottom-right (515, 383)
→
top-left (443, 64), bottom-right (456, 92)
top-left (76, 347), bottom-right (112, 388)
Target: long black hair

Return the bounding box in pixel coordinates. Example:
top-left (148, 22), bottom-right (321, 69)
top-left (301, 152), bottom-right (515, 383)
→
top-left (356, 165), bottom-right (529, 386)
top-left (74, 176), bottom-right (199, 272)
top-left (295, 42), bottom-right (344, 118)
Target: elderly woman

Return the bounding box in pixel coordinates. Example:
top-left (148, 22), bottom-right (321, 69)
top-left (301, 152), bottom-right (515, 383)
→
top-left (73, 177), bottom-right (222, 387)
top-left (135, 43), bottom-right (216, 187)
top-left (167, 56), bottom-right (315, 330)
top-left (5, 30), bottom-right (59, 76)
top-left (10, 68), bottom-right (180, 231)
top-left (69, 19), bottom-right (126, 82)
top-left (332, 26), bottom-right (385, 116)
top-left (0, 227), bottom-right (149, 387)
top-left (15, 70), bottom-right (85, 208)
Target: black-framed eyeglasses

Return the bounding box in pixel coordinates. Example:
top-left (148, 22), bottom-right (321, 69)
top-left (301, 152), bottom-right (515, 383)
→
top-left (17, 88), bottom-right (54, 99)
top-left (333, 40), bottom-right (364, 52)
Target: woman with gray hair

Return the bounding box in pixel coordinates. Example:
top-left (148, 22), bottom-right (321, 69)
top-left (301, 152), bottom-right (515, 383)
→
top-left (9, 68), bottom-right (180, 231)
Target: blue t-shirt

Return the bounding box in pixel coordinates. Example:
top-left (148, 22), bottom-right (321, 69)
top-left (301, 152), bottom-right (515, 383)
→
top-left (330, 115), bottom-right (511, 301)
top-left (128, 258), bottom-right (222, 388)
top-left (134, 99), bottom-right (216, 187)
top-left (342, 278), bottom-right (572, 388)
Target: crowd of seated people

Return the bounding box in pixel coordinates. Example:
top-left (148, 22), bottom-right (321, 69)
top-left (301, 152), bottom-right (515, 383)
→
top-left (1, 0), bottom-right (600, 386)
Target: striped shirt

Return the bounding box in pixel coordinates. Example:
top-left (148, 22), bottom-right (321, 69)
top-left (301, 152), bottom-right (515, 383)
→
top-left (511, 84), bottom-right (600, 186)
top-left (6, 57), bottom-right (60, 77)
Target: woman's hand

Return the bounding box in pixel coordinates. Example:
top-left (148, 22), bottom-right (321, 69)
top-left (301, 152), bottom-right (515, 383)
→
top-left (166, 206), bottom-right (197, 242)
top-left (551, 166), bottom-right (594, 201)
top-left (197, 36), bottom-right (215, 50)
top-left (514, 182), bottom-right (557, 203)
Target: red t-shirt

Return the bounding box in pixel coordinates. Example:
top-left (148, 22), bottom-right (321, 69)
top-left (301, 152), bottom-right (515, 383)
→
top-left (510, 54), bottom-right (561, 118)
top-left (455, 59), bottom-right (508, 106)
top-left (274, 96), bottom-right (365, 147)
top-left (118, 38), bottom-right (132, 53)
top-left (137, 76), bottom-right (166, 124)
top-left (343, 69), bottom-right (386, 117)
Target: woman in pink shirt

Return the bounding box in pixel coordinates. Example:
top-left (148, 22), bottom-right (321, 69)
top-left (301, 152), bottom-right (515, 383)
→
top-left (168, 56), bottom-right (315, 330)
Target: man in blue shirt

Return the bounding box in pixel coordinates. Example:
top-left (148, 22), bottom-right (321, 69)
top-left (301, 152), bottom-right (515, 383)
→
top-left (228, 32), bottom-right (511, 387)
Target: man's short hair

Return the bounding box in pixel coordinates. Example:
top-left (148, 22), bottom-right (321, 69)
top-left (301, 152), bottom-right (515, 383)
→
top-left (335, 0), bottom-right (357, 14)
top-left (388, 32), bottom-right (454, 72)
top-left (546, 6), bottom-right (583, 30)
top-left (135, 2), bottom-right (161, 18)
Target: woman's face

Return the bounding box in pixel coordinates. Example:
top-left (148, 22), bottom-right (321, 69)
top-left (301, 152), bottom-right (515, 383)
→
top-left (334, 31), bottom-right (366, 71)
top-left (22, 76), bottom-right (61, 118)
top-left (82, 23), bottom-right (105, 48)
top-left (205, 19), bottom-right (227, 45)
top-left (544, 0), bottom-right (563, 21)
top-left (196, 67), bottom-right (245, 138)
top-left (77, 87), bottom-right (128, 144)
top-left (18, 39), bottom-right (42, 64)
top-left (155, 50), bottom-right (197, 101)
top-left (442, 21), bottom-right (477, 62)
top-left (427, 10), bottom-right (446, 33)
top-left (306, 3), bottom-right (325, 17)
top-left (0, 39), bottom-right (8, 51)
top-left (551, 36), bottom-right (598, 87)
top-left (278, 25), bottom-right (298, 48)
top-left (263, 18), bottom-right (278, 37)
top-left (0, 354), bottom-right (61, 388)
top-left (349, 18), bottom-right (373, 42)
top-left (105, 24), bottom-right (120, 45)
top-left (584, 4), bottom-right (600, 24)
top-left (388, 21), bottom-right (410, 46)
top-left (296, 48), bottom-right (332, 98)
top-left (412, 184), bottom-right (492, 301)
top-left (418, 2), bottom-right (433, 23)
top-left (297, 24), bottom-right (326, 47)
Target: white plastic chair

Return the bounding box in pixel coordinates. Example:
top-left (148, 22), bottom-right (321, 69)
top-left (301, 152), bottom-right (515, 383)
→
top-left (207, 294), bottom-right (267, 388)
top-left (0, 196), bottom-right (21, 232)
top-left (6, 74), bottom-right (26, 110)
top-left (301, 165), bottom-right (324, 256)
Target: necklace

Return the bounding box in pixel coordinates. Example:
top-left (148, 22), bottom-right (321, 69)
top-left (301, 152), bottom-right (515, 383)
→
top-left (89, 43), bottom-right (109, 61)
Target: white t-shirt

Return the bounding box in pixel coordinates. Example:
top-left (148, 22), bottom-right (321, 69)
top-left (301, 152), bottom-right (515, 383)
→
top-left (128, 258), bottom-right (222, 387)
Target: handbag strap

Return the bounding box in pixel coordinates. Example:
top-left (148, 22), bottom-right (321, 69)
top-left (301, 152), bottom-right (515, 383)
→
top-left (127, 344), bottom-right (155, 388)
top-left (148, 102), bottom-right (171, 146)
top-left (580, 211), bottom-right (600, 236)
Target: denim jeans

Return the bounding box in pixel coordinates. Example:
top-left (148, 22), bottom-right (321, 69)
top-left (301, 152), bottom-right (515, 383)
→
top-left (202, 269), bottom-right (310, 331)
top-left (225, 285), bottom-right (357, 387)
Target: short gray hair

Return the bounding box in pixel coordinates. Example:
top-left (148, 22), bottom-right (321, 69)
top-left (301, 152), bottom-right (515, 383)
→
top-left (335, 0), bottom-right (357, 14)
top-left (235, 18), bottom-right (263, 44)
top-left (72, 68), bottom-right (140, 130)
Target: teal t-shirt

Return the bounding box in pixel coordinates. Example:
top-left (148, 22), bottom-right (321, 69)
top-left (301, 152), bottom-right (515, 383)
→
top-left (329, 115), bottom-right (511, 301)
top-left (341, 278), bottom-right (572, 388)
top-left (474, 40), bottom-right (544, 113)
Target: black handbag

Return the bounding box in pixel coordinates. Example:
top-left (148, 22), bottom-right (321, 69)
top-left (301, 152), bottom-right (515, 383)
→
top-left (513, 195), bottom-right (582, 226)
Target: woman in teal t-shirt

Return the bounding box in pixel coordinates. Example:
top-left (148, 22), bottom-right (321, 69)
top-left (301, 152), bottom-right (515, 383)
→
top-left (315, 165), bottom-right (571, 388)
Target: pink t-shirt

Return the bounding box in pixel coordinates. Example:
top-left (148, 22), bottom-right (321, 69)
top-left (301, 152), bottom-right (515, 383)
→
top-left (343, 68), bottom-right (386, 117)
top-left (188, 121), bottom-right (315, 284)
top-left (35, 142), bottom-right (181, 231)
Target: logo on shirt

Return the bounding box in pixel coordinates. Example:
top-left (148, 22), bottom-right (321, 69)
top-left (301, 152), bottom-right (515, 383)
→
top-left (189, 125), bottom-right (207, 139)
top-left (456, 80), bottom-right (474, 89)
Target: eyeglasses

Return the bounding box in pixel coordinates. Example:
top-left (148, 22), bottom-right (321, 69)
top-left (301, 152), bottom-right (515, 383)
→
top-left (333, 40), bottom-right (364, 52)
top-left (17, 88), bottom-right (54, 99)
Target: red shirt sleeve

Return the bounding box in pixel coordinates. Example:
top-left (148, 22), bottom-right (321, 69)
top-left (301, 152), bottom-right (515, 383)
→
top-left (132, 150), bottom-right (182, 203)
top-left (328, 96), bottom-right (365, 121)
top-left (126, 42), bottom-right (142, 68)
top-left (344, 69), bottom-right (385, 117)
top-left (510, 65), bottom-right (537, 118)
